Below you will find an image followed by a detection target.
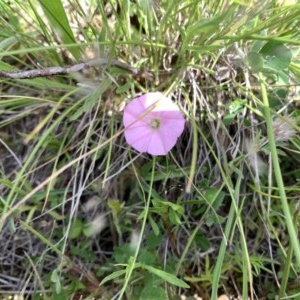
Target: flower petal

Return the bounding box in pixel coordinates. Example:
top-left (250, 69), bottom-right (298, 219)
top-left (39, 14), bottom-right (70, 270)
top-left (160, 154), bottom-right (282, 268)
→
top-left (147, 131), bottom-right (170, 155)
top-left (124, 125), bottom-right (151, 153)
top-left (160, 116), bottom-right (185, 138)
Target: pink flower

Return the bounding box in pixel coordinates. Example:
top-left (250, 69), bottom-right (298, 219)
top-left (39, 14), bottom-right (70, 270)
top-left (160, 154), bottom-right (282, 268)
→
top-left (123, 92), bottom-right (185, 155)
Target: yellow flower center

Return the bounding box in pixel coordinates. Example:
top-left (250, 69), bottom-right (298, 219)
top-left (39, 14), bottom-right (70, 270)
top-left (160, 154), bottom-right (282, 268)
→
top-left (149, 117), bottom-right (161, 129)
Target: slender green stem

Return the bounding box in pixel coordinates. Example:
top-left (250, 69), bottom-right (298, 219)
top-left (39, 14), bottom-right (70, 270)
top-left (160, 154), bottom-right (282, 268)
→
top-left (102, 117), bottom-right (114, 188)
top-left (279, 206), bottom-right (300, 297)
top-left (210, 136), bottom-right (253, 299)
top-left (117, 157), bottom-right (156, 300)
top-left (174, 219), bottom-right (203, 276)
top-left (186, 107), bottom-right (198, 193)
top-left (259, 72), bottom-right (300, 267)
top-left (20, 220), bottom-right (63, 256)
top-left (211, 198), bottom-right (235, 300)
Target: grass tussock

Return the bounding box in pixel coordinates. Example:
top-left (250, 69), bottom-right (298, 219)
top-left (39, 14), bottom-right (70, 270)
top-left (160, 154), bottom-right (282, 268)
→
top-left (1, 0), bottom-right (300, 299)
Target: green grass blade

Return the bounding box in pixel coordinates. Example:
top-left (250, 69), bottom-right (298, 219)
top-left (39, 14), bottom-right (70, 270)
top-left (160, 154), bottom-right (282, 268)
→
top-left (142, 264), bottom-right (190, 289)
top-left (38, 0), bottom-right (82, 60)
top-left (259, 72), bottom-right (300, 267)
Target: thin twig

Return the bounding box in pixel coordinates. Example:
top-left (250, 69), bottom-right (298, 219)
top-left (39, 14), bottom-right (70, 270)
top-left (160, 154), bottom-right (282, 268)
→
top-left (0, 58), bottom-right (138, 79)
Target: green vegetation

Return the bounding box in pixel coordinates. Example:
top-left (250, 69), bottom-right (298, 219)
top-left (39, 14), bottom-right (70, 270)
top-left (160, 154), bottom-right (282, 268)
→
top-left (0, 0), bottom-right (300, 299)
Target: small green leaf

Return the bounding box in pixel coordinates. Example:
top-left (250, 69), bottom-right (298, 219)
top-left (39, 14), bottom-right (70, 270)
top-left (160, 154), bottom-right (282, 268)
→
top-left (223, 113), bottom-right (236, 126)
top-left (138, 250), bottom-right (156, 265)
top-left (138, 210), bottom-right (147, 220)
top-left (149, 216), bottom-right (160, 236)
top-left (169, 209), bottom-right (181, 225)
top-left (152, 199), bottom-right (184, 214)
top-left (48, 210), bottom-right (65, 221)
top-left (204, 188), bottom-right (225, 211)
top-left (107, 199), bottom-right (123, 215)
top-left (116, 82), bottom-right (132, 94)
top-left (274, 148), bottom-right (287, 156)
top-left (247, 52), bottom-right (264, 72)
top-left (51, 269), bottom-right (62, 294)
top-left (260, 41), bottom-right (292, 71)
top-left (228, 98), bottom-right (247, 114)
top-left (146, 232), bottom-right (163, 249)
top-left (194, 233), bottom-right (210, 251)
top-left (82, 223), bottom-right (94, 237)
top-left (275, 71), bottom-right (289, 86)
top-left (51, 269), bottom-right (60, 283)
top-left (113, 245), bottom-right (135, 263)
top-left (142, 265), bottom-right (190, 288)
top-left (206, 214), bottom-right (225, 227)
top-left (69, 219), bottom-right (83, 239)
top-left (100, 269), bottom-right (127, 285)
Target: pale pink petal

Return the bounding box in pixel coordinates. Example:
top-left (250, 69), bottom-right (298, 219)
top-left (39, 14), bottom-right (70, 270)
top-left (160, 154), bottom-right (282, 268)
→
top-left (123, 92), bottom-right (170, 125)
top-left (147, 131), bottom-right (169, 155)
top-left (160, 116), bottom-right (185, 138)
top-left (123, 104), bottom-right (147, 127)
top-left (128, 134), bottom-right (151, 153)
top-left (141, 92), bottom-right (164, 108)
top-left (158, 128), bottom-right (180, 151)
top-left (149, 110), bottom-right (185, 138)
top-left (124, 125), bottom-right (151, 153)
top-left (123, 114), bottom-right (149, 129)
top-left (123, 94), bottom-right (159, 128)
top-left (152, 98), bottom-right (179, 112)
top-left (123, 95), bottom-right (146, 117)
top-left (158, 110), bottom-right (185, 120)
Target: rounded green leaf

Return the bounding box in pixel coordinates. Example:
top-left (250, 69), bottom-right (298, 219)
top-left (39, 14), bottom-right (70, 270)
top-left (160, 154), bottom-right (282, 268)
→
top-left (260, 41), bottom-right (292, 71)
top-left (68, 219), bottom-right (83, 239)
top-left (247, 52), bottom-right (264, 72)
